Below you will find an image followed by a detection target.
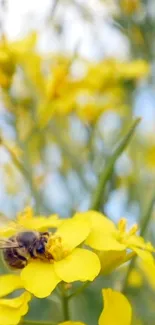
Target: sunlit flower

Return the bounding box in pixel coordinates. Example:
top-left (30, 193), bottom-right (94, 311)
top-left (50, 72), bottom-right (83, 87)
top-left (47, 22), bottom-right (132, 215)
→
top-left (0, 274), bottom-right (31, 325)
top-left (74, 211), bottom-right (155, 272)
top-left (20, 217), bottom-right (100, 298)
top-left (0, 206), bottom-right (61, 237)
top-left (59, 289), bottom-right (132, 325)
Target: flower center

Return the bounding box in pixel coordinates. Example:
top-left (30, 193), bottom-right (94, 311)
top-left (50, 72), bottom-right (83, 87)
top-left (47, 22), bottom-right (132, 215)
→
top-left (46, 235), bottom-right (69, 261)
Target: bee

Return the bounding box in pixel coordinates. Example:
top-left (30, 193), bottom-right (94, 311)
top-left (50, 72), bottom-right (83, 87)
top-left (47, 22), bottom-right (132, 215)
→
top-left (0, 231), bottom-right (52, 269)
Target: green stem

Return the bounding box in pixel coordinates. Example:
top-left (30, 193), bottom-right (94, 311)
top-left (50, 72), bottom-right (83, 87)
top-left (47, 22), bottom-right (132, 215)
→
top-left (67, 281), bottom-right (90, 300)
top-left (91, 118), bottom-right (141, 210)
top-left (50, 122), bottom-right (90, 191)
top-left (22, 320), bottom-right (56, 325)
top-left (61, 284), bottom-right (70, 321)
top-left (2, 141), bottom-right (41, 214)
top-left (122, 191), bottom-right (155, 293)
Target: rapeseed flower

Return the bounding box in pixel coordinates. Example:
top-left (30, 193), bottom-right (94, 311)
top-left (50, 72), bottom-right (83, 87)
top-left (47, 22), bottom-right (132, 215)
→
top-left (74, 211), bottom-right (155, 272)
top-left (59, 288), bottom-right (132, 325)
top-left (0, 206), bottom-right (61, 237)
top-left (21, 217), bottom-right (100, 298)
top-left (0, 274), bottom-right (31, 325)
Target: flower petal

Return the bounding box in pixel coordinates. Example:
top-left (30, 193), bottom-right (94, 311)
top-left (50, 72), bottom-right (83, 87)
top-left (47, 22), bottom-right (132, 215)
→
top-left (56, 218), bottom-right (90, 251)
top-left (125, 235), bottom-right (154, 252)
top-left (17, 207), bottom-right (61, 230)
top-left (0, 275), bottom-right (24, 298)
top-left (99, 289), bottom-right (132, 325)
top-left (97, 250), bottom-right (127, 275)
top-left (19, 214), bottom-right (61, 231)
top-left (0, 292), bottom-right (31, 325)
top-left (21, 260), bottom-right (61, 298)
top-left (54, 248), bottom-right (100, 282)
top-left (132, 247), bottom-right (155, 266)
top-left (74, 211), bottom-right (116, 233)
top-left (86, 230), bottom-right (126, 251)
top-left (74, 211), bottom-right (124, 251)
top-left (139, 259), bottom-right (155, 289)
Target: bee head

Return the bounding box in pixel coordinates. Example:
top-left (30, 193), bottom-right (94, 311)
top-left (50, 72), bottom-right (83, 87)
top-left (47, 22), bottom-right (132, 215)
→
top-left (35, 232), bottom-right (50, 255)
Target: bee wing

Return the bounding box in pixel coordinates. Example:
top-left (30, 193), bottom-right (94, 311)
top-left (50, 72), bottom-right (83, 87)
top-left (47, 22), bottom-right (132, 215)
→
top-left (0, 238), bottom-right (20, 249)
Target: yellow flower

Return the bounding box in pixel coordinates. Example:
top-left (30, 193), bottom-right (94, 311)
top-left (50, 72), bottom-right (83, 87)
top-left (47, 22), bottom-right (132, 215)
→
top-left (0, 274), bottom-right (31, 325)
top-left (0, 207), bottom-right (61, 237)
top-left (20, 217), bottom-right (100, 298)
top-left (74, 211), bottom-right (155, 270)
top-left (0, 32), bottom-right (37, 89)
top-left (59, 289), bottom-right (132, 325)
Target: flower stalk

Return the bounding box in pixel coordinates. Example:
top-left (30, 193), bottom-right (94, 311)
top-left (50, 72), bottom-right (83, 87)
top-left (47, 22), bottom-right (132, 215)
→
top-left (61, 283), bottom-right (70, 321)
top-left (91, 118), bottom-right (141, 210)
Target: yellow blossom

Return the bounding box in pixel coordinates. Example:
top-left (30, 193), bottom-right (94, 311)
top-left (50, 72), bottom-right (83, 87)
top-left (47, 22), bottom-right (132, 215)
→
top-left (74, 211), bottom-right (155, 269)
top-left (0, 274), bottom-right (31, 325)
top-left (0, 206), bottom-right (61, 237)
top-left (20, 217), bottom-right (100, 298)
top-left (76, 103), bottom-right (104, 123)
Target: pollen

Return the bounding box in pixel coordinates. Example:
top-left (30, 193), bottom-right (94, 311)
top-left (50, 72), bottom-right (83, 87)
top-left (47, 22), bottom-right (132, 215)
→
top-left (46, 234), bottom-right (69, 261)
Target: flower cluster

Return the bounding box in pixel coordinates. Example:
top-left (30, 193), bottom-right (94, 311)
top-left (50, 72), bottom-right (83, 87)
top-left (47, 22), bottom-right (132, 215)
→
top-left (0, 33), bottom-right (150, 130)
top-left (0, 208), bottom-right (154, 324)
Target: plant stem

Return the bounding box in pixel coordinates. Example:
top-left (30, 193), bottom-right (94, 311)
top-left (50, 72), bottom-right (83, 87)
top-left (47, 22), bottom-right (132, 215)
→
top-left (2, 140), bottom-right (41, 214)
top-left (22, 320), bottom-right (56, 325)
top-left (67, 281), bottom-right (90, 300)
top-left (61, 284), bottom-right (70, 321)
top-left (91, 118), bottom-right (141, 210)
top-left (122, 191), bottom-right (155, 293)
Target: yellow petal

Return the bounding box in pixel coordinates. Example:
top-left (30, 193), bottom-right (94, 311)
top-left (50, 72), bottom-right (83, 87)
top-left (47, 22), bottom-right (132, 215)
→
top-left (74, 211), bottom-right (123, 251)
top-left (19, 214), bottom-right (61, 231)
top-left (74, 211), bottom-right (116, 233)
top-left (99, 289), bottom-right (132, 325)
top-left (97, 250), bottom-right (127, 275)
top-left (139, 259), bottom-right (155, 289)
top-left (86, 230), bottom-right (126, 251)
top-left (54, 248), bottom-right (100, 282)
top-left (132, 247), bottom-right (155, 266)
top-left (17, 207), bottom-right (61, 230)
top-left (125, 235), bottom-right (154, 252)
top-left (56, 218), bottom-right (90, 251)
top-left (0, 275), bottom-right (23, 298)
top-left (0, 292), bottom-right (31, 325)
top-left (21, 260), bottom-right (61, 298)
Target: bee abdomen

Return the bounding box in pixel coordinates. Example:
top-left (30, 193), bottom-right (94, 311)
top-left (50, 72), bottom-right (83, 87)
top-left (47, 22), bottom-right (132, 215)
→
top-left (3, 248), bottom-right (27, 269)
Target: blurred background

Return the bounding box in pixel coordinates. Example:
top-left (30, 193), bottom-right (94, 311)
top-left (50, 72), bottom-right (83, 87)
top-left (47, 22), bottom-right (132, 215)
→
top-left (0, 0), bottom-right (155, 324)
